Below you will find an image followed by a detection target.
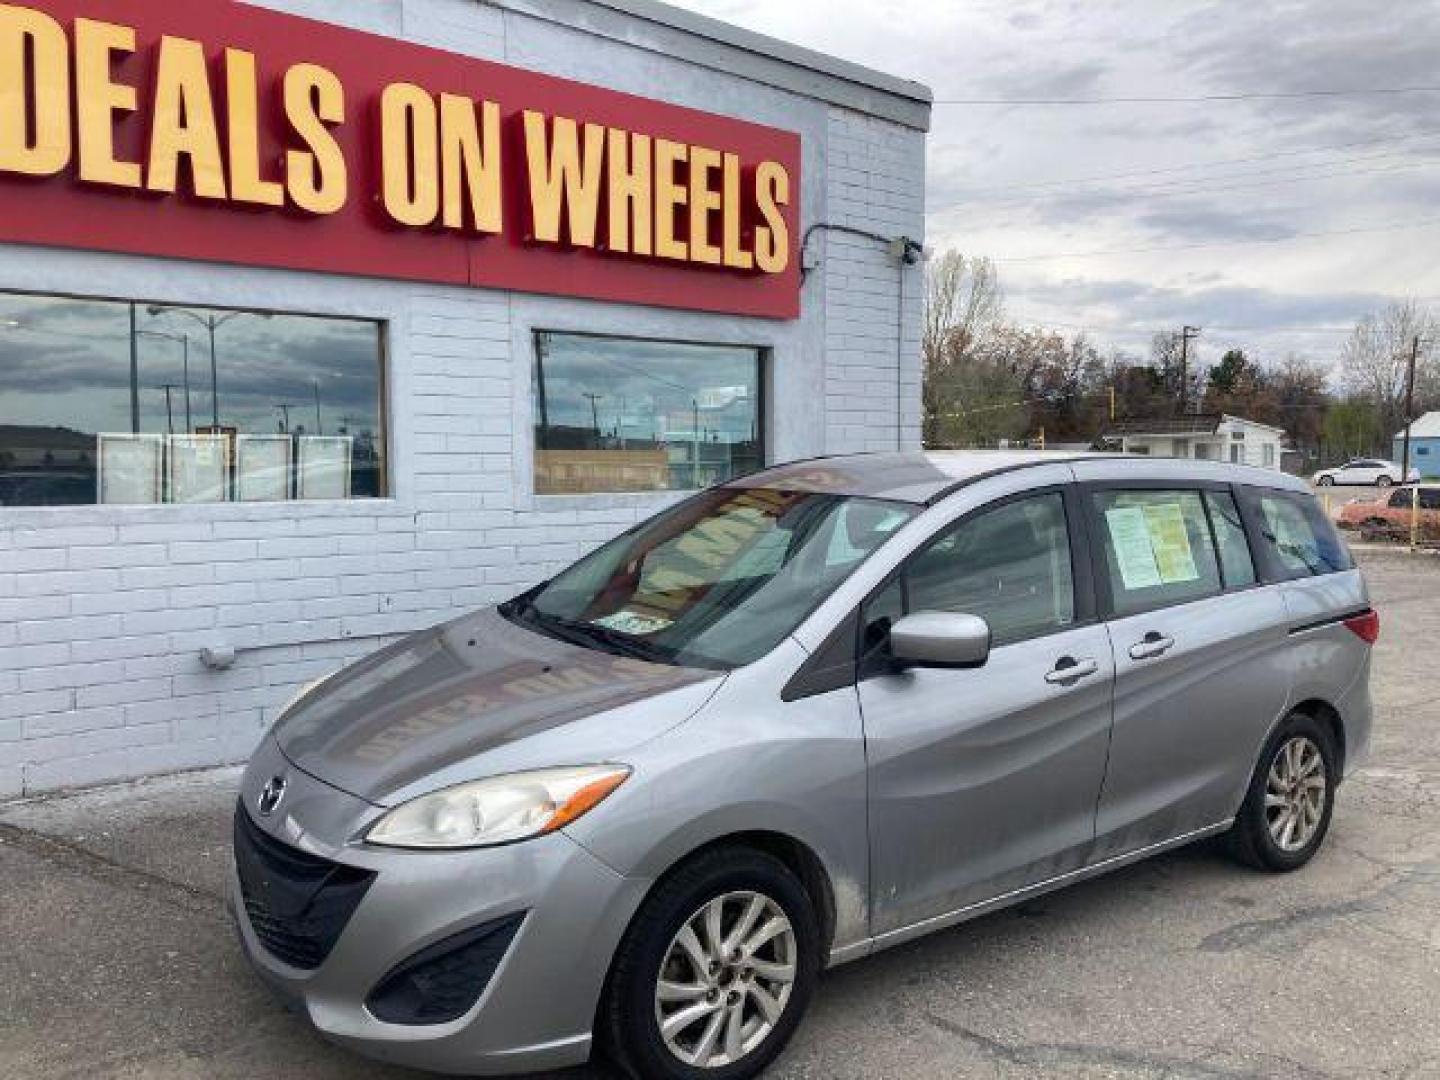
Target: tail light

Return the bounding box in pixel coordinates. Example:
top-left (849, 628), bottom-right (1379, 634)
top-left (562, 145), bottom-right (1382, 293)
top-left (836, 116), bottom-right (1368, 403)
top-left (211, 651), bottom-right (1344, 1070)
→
top-left (1344, 608), bottom-right (1380, 644)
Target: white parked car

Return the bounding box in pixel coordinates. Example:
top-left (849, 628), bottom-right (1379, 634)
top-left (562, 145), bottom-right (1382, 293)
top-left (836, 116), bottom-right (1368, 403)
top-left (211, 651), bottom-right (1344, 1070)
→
top-left (1313, 458), bottom-right (1419, 487)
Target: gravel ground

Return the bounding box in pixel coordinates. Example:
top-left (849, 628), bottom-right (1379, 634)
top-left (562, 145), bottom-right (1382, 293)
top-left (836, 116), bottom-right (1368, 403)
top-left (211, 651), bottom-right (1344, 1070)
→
top-left (3, 550), bottom-right (1438, 1080)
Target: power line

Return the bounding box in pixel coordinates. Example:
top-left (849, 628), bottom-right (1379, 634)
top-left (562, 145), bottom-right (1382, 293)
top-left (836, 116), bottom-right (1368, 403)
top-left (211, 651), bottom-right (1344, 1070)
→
top-left (933, 85), bottom-right (1440, 106)
top-left (989, 215), bottom-right (1440, 263)
top-left (934, 129), bottom-right (1440, 198)
top-left (932, 157), bottom-right (1440, 217)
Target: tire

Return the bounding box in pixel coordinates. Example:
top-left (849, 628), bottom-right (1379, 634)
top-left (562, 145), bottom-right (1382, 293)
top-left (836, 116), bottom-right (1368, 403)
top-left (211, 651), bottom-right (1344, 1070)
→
top-left (1376, 475), bottom-right (1392, 488)
top-left (1227, 711), bottom-right (1338, 872)
top-left (599, 847), bottom-right (821, 1080)
top-left (1317, 475), bottom-right (1334, 486)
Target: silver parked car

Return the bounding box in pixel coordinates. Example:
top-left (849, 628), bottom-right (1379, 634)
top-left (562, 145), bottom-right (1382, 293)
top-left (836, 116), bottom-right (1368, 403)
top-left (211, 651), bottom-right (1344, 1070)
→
top-left (232, 451), bottom-right (1376, 1078)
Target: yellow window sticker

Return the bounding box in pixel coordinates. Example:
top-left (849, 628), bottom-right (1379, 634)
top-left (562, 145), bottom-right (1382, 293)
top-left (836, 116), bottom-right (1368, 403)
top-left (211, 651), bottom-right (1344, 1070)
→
top-left (1142, 503), bottom-right (1200, 584)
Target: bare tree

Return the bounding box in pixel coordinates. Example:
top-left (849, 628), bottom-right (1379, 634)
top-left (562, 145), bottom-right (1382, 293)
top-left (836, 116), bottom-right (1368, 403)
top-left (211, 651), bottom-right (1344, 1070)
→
top-left (922, 251), bottom-right (1005, 446)
top-left (1339, 300), bottom-right (1439, 439)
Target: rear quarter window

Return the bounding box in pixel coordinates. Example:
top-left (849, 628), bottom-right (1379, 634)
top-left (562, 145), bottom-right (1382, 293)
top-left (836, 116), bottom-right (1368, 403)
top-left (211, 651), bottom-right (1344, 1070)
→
top-left (1253, 490), bottom-right (1353, 577)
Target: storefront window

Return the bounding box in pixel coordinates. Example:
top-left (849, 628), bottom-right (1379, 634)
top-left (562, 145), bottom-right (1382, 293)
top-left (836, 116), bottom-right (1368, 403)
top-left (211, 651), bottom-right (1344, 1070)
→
top-left (533, 331), bottom-right (763, 495)
top-left (0, 292), bottom-right (385, 506)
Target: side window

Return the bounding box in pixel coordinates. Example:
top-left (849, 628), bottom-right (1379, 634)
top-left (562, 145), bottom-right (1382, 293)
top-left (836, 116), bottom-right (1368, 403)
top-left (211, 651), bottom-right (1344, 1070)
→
top-left (1205, 490), bottom-right (1257, 588)
top-left (1093, 489), bottom-right (1222, 616)
top-left (1421, 489), bottom-right (1440, 511)
top-left (1389, 489), bottom-right (1411, 509)
top-left (1254, 490), bottom-right (1353, 577)
top-left (883, 492), bottom-right (1076, 648)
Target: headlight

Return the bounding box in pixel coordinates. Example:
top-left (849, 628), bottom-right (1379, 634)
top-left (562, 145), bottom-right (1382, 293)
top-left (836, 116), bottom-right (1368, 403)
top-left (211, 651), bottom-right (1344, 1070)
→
top-left (365, 765), bottom-right (632, 850)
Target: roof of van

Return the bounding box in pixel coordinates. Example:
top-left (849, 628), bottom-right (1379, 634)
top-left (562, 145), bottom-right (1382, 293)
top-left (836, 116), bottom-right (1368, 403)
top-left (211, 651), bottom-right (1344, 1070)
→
top-left (725, 450), bottom-right (1308, 505)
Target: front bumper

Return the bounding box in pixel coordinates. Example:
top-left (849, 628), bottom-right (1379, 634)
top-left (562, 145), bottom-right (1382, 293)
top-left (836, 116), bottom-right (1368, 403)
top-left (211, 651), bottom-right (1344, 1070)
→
top-left (231, 738), bottom-right (650, 1076)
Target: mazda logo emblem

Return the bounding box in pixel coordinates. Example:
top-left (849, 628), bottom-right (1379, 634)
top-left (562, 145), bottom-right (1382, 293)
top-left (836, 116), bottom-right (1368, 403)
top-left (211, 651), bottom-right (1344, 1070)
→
top-left (257, 776), bottom-right (287, 817)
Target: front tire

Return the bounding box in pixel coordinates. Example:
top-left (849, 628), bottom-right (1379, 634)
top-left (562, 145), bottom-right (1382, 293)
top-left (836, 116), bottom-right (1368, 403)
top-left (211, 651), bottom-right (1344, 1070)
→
top-left (1227, 711), bottom-right (1337, 871)
top-left (1317, 475), bottom-right (1334, 486)
top-left (599, 847), bottom-right (821, 1080)
top-left (1376, 475), bottom-right (1392, 488)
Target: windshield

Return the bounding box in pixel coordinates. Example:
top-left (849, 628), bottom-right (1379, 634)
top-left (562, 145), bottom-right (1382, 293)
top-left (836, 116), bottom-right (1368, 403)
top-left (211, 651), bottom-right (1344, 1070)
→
top-left (501, 487), bottom-right (917, 668)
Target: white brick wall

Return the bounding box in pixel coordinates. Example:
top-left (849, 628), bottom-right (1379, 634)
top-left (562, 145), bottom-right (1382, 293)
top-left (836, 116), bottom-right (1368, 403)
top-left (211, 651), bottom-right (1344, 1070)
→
top-left (0, 0), bottom-right (927, 797)
top-left (821, 111), bottom-right (926, 454)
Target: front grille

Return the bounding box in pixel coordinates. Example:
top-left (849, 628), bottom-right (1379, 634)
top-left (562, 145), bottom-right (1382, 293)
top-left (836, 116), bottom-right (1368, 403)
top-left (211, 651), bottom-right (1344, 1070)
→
top-left (365, 913), bottom-right (525, 1025)
top-left (233, 801), bottom-right (375, 970)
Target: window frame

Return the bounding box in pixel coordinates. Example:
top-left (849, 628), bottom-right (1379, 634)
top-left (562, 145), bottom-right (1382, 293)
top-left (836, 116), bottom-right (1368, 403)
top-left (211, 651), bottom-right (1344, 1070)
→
top-left (853, 484), bottom-right (1098, 674)
top-left (1234, 483), bottom-right (1355, 582)
top-left (529, 327), bottom-right (768, 498)
top-left (1079, 479), bottom-right (1263, 620)
top-left (0, 285), bottom-right (391, 508)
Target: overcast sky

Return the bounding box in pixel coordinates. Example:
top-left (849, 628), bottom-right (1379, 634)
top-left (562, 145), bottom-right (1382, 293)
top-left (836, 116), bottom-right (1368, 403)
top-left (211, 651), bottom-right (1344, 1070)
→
top-left (673, 0), bottom-right (1440, 375)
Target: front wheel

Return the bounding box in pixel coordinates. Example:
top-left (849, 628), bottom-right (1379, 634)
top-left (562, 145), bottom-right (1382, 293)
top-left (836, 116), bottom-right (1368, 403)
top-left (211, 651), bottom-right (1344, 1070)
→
top-left (1317, 475), bottom-right (1334, 486)
top-left (1227, 711), bottom-right (1338, 871)
top-left (599, 847), bottom-right (821, 1080)
top-left (1376, 475), bottom-right (1393, 488)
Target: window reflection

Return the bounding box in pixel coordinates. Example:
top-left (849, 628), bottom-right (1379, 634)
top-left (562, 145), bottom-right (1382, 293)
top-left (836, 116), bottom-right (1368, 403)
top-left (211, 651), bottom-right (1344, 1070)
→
top-left (0, 291), bottom-right (385, 506)
top-left (533, 331), bottom-right (763, 495)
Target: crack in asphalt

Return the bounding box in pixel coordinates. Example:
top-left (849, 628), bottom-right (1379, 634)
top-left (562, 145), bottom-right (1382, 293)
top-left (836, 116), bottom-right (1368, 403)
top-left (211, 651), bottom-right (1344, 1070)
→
top-left (1198, 853), bottom-right (1440, 953)
top-left (922, 1012), bottom-right (1336, 1079)
top-left (0, 822), bottom-right (226, 918)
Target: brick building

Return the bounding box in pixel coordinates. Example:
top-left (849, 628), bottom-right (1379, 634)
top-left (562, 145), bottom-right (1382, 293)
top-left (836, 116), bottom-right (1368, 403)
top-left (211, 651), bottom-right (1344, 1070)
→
top-left (0, 0), bottom-right (930, 795)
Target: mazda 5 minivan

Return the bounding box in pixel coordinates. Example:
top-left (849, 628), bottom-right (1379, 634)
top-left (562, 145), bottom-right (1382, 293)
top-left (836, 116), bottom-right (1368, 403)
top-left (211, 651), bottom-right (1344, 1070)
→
top-left (233, 451), bottom-right (1375, 1079)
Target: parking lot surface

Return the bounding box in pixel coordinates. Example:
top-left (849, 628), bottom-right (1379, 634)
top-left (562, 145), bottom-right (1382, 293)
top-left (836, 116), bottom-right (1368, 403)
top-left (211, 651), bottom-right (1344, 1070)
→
top-left (3, 550), bottom-right (1438, 1080)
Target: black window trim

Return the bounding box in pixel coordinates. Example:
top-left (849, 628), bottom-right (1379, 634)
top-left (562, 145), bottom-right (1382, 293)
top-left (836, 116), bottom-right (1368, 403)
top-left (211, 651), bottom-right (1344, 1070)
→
top-left (1235, 483), bottom-right (1355, 582)
top-left (1079, 478), bottom-right (1251, 621)
top-left (783, 482), bottom-right (1096, 698)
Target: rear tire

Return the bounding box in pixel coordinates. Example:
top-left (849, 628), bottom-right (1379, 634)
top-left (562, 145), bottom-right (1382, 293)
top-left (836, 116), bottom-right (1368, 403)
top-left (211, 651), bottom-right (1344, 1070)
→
top-left (1317, 475), bottom-right (1334, 486)
top-left (599, 847), bottom-right (821, 1080)
top-left (1376, 475), bottom-right (1392, 488)
top-left (1227, 711), bottom-right (1338, 872)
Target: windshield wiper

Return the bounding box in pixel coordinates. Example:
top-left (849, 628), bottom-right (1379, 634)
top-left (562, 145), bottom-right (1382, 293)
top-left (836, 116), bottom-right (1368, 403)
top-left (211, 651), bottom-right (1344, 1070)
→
top-left (508, 602), bottom-right (677, 664)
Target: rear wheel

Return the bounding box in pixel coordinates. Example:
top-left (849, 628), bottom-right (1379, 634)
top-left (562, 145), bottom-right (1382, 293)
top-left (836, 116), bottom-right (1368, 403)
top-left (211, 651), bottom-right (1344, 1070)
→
top-left (599, 847), bottom-right (820, 1080)
top-left (1376, 475), bottom-right (1393, 488)
top-left (1317, 475), bottom-right (1334, 486)
top-left (1227, 711), bottom-right (1337, 871)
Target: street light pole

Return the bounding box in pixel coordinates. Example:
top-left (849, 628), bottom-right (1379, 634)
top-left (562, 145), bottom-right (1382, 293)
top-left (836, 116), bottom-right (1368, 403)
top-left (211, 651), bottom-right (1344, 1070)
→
top-left (147, 307), bottom-right (270, 430)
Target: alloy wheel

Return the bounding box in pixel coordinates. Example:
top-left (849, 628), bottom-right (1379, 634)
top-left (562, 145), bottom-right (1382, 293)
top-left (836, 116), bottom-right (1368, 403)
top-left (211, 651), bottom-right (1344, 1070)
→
top-left (653, 890), bottom-right (798, 1069)
top-left (1265, 736), bottom-right (1327, 852)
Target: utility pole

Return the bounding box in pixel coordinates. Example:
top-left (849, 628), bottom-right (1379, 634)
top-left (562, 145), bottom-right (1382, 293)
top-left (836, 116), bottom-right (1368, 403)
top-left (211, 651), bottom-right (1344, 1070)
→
top-left (1401, 333), bottom-right (1421, 482)
top-left (1178, 325), bottom-right (1201, 415)
top-left (582, 392), bottom-right (603, 436)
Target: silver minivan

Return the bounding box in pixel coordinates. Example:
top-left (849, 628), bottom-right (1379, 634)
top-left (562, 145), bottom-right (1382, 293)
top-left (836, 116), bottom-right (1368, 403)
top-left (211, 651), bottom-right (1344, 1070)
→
top-left (233, 451), bottom-right (1376, 1078)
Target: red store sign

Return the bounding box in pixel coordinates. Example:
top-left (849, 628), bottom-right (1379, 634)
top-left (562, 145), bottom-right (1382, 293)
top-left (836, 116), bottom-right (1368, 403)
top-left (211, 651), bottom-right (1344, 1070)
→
top-left (0, 0), bottom-right (802, 318)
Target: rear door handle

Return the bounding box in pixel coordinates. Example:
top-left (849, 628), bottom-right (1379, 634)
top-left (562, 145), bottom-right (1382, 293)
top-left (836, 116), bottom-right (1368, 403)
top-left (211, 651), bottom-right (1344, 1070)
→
top-left (1045, 656), bottom-right (1100, 684)
top-left (1129, 632), bottom-right (1175, 660)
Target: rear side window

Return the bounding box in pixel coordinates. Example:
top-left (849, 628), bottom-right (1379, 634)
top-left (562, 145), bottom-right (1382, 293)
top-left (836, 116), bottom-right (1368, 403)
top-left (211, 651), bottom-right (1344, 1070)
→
top-left (1254, 490), bottom-right (1353, 577)
top-left (1093, 489), bottom-right (1223, 616)
top-left (1205, 490), bottom-right (1257, 588)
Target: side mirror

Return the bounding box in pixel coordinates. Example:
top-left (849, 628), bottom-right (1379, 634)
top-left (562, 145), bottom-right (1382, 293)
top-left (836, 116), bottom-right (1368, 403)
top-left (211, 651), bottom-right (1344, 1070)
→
top-left (888, 611), bottom-right (991, 670)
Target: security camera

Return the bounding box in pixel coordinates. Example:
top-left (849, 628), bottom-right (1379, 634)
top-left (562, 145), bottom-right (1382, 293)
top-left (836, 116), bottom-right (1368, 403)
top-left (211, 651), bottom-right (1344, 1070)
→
top-left (889, 237), bottom-right (924, 264)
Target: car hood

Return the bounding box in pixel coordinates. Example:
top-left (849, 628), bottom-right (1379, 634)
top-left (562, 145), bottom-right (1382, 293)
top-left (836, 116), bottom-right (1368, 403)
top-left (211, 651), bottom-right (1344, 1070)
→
top-left (273, 607), bottom-right (724, 805)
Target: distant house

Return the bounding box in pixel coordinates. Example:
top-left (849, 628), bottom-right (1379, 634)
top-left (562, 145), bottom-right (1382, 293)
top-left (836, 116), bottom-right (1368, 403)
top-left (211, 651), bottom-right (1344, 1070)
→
top-left (1393, 411), bottom-right (1440, 478)
top-left (1101, 413), bottom-right (1286, 470)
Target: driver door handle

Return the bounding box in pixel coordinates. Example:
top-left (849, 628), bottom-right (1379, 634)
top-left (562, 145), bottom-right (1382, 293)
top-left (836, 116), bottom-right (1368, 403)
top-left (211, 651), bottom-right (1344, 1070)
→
top-left (1045, 656), bottom-right (1099, 683)
top-left (1129, 632), bottom-right (1175, 660)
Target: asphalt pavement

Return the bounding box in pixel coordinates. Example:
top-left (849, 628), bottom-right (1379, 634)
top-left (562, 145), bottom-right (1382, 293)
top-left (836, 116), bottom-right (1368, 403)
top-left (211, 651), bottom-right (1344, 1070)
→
top-left (3, 550), bottom-right (1438, 1080)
